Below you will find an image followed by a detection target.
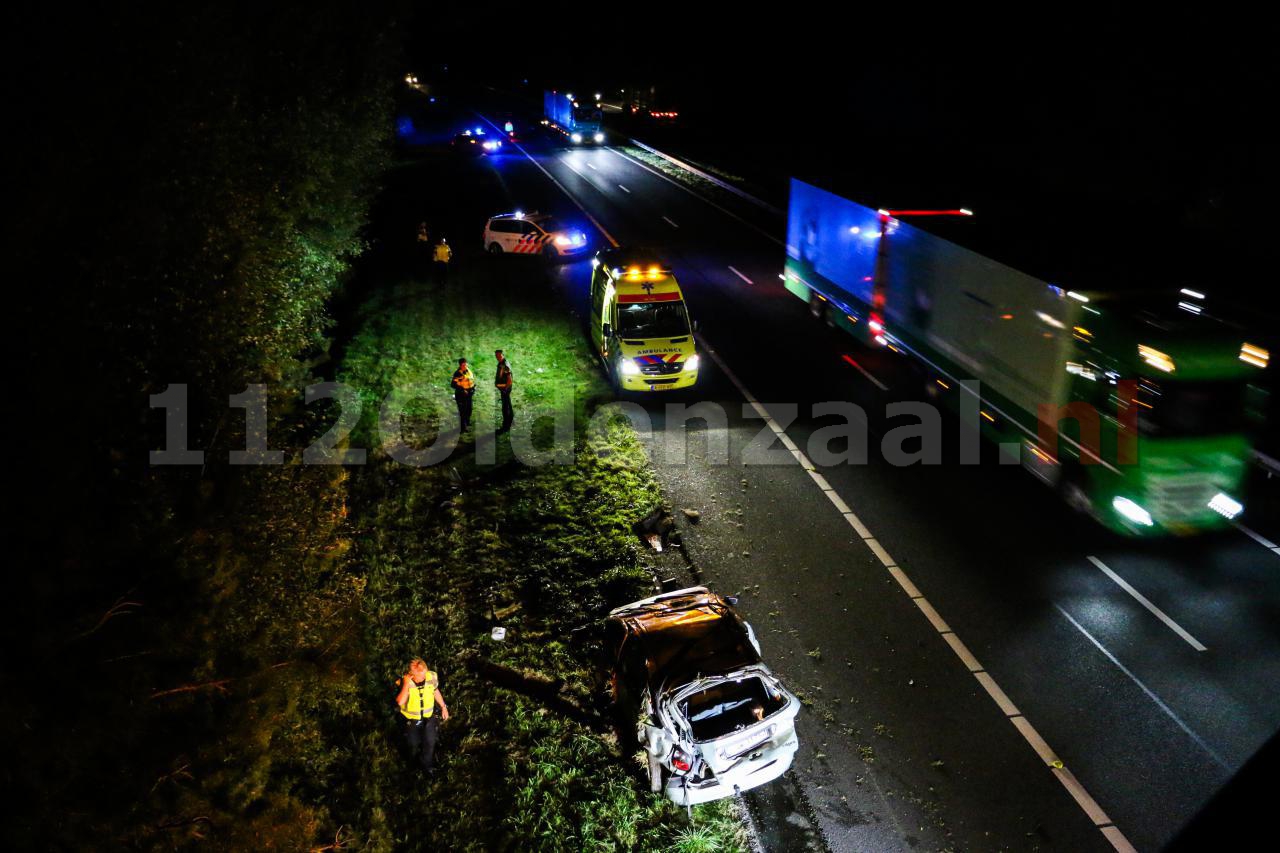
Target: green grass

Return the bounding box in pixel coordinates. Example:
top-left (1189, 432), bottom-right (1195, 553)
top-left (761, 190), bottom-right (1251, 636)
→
top-left (338, 261), bottom-right (745, 851)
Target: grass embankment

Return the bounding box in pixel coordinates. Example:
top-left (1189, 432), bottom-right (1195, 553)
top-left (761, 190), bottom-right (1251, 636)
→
top-left (339, 260), bottom-right (744, 851)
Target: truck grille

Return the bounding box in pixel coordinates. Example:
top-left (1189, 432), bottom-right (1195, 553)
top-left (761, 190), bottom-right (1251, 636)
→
top-left (1147, 475), bottom-right (1217, 521)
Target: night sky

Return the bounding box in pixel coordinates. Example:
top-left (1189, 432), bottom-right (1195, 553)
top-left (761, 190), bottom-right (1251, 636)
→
top-left (409, 15), bottom-right (1275, 316)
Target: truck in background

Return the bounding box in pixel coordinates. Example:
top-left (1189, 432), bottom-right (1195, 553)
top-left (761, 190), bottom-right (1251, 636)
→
top-left (784, 178), bottom-right (1269, 535)
top-left (543, 90), bottom-right (604, 144)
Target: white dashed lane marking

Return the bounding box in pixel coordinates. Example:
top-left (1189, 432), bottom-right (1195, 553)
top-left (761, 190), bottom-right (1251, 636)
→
top-left (696, 334), bottom-right (1135, 853)
top-left (1087, 556), bottom-right (1207, 651)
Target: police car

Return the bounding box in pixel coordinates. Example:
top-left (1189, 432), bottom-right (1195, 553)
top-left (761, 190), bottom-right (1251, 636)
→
top-left (482, 211), bottom-right (589, 258)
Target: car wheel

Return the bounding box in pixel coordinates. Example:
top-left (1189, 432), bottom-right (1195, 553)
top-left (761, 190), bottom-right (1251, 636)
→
top-left (488, 242), bottom-right (503, 254)
top-left (543, 244), bottom-right (558, 262)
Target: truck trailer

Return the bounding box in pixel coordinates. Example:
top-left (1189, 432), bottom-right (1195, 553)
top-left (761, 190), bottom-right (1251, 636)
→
top-left (784, 178), bottom-right (1268, 535)
top-left (543, 90), bottom-right (603, 144)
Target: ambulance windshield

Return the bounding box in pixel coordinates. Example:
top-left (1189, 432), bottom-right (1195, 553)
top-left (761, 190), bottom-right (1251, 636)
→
top-left (617, 301), bottom-right (691, 339)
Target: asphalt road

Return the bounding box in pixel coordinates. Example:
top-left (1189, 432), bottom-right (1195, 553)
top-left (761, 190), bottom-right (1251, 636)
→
top-left (396, 96), bottom-right (1280, 851)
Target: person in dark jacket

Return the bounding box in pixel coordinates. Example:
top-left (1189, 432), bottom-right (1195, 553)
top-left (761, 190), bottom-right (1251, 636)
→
top-left (494, 349), bottom-right (514, 432)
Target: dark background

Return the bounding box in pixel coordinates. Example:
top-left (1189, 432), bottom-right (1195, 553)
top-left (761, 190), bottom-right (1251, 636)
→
top-left (407, 13), bottom-right (1276, 319)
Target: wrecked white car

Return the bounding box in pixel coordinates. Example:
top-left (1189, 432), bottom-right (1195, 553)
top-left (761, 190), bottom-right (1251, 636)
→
top-left (606, 586), bottom-right (800, 805)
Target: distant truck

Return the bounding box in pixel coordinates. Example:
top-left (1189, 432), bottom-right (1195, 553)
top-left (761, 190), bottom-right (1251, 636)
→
top-left (784, 178), bottom-right (1268, 535)
top-left (543, 90), bottom-right (604, 144)
top-left (589, 248), bottom-right (700, 392)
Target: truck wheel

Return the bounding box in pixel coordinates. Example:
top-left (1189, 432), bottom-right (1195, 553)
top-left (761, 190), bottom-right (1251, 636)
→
top-left (808, 291), bottom-right (826, 321)
top-left (488, 242), bottom-right (503, 254)
top-left (1059, 466), bottom-right (1095, 519)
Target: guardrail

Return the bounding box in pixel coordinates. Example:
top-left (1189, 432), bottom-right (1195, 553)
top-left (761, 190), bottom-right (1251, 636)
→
top-left (620, 136), bottom-right (783, 217)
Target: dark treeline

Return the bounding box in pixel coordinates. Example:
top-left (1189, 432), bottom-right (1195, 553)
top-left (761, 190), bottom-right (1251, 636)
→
top-left (7, 3), bottom-right (402, 847)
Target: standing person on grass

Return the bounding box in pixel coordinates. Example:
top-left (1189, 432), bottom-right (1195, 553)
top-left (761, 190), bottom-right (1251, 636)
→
top-left (451, 357), bottom-right (476, 432)
top-left (494, 349), bottom-right (514, 432)
top-left (415, 221), bottom-right (431, 266)
top-left (396, 658), bottom-right (449, 776)
top-left (433, 236), bottom-right (452, 283)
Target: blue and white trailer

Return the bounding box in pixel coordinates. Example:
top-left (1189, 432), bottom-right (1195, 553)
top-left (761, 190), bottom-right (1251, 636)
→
top-left (543, 90), bottom-right (603, 144)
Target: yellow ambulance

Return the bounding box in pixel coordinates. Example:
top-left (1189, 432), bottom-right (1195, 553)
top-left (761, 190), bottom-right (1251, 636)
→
top-left (589, 249), bottom-right (700, 391)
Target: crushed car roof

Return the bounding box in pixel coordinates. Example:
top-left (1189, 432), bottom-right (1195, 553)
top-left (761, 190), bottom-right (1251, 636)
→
top-left (609, 588), bottom-right (761, 691)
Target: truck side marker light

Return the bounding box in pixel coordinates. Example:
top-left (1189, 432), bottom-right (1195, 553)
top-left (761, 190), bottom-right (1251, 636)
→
top-left (1240, 343), bottom-right (1268, 368)
top-left (1138, 345), bottom-right (1175, 373)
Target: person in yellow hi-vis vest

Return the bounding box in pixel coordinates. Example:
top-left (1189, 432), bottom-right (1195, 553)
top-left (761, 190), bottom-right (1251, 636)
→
top-left (396, 657), bottom-right (450, 775)
top-left (433, 237), bottom-right (453, 283)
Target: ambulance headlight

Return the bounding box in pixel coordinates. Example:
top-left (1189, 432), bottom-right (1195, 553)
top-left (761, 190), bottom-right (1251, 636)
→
top-left (621, 360), bottom-right (640, 376)
top-left (571, 133), bottom-right (583, 143)
top-left (594, 132), bottom-right (605, 143)
top-left (684, 354), bottom-right (700, 371)
top-left (1112, 496), bottom-right (1154, 527)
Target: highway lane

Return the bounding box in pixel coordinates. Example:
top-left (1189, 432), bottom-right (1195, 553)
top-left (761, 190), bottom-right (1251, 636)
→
top-left (471, 129), bottom-right (1113, 849)
top-left (456, 107), bottom-right (1280, 849)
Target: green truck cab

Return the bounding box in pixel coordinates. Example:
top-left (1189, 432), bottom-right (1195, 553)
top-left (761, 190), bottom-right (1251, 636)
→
top-left (784, 178), bottom-right (1268, 535)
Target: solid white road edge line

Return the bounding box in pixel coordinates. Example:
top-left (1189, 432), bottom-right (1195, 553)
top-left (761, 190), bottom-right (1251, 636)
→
top-left (1234, 522), bottom-right (1280, 558)
top-left (696, 333), bottom-right (1136, 853)
top-left (1086, 556), bottom-right (1207, 651)
top-left (621, 135), bottom-right (784, 215)
top-left (1054, 604), bottom-right (1230, 771)
top-left (604, 146), bottom-right (784, 246)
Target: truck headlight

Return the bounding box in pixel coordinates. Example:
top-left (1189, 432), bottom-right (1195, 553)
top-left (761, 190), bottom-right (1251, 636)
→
top-left (683, 354), bottom-right (699, 371)
top-left (621, 360), bottom-right (640, 376)
top-left (571, 133), bottom-right (583, 143)
top-left (1112, 496), bottom-right (1154, 527)
top-left (594, 132), bottom-right (605, 143)
top-left (1208, 493), bottom-right (1243, 520)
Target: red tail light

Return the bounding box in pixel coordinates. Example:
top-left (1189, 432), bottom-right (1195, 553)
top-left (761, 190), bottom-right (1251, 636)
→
top-left (671, 748), bottom-right (692, 773)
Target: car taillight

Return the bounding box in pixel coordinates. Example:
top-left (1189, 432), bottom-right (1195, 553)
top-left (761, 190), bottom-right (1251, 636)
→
top-left (671, 748), bottom-right (692, 773)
